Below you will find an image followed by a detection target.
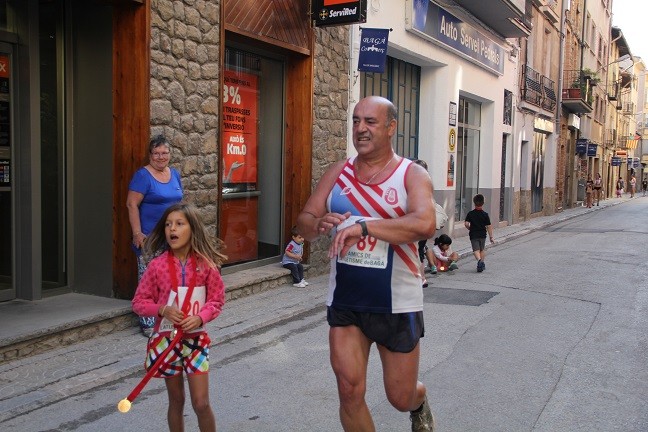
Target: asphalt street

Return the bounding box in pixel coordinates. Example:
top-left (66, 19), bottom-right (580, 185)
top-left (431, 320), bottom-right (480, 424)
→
top-left (1, 196), bottom-right (647, 431)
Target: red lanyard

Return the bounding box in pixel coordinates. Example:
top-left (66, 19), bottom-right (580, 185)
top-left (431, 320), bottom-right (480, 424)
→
top-left (167, 251), bottom-right (197, 316)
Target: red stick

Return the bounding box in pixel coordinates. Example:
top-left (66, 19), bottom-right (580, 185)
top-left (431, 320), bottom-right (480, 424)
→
top-left (126, 328), bottom-right (184, 403)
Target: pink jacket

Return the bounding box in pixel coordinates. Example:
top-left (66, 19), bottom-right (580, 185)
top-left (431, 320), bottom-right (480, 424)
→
top-left (132, 251), bottom-right (225, 333)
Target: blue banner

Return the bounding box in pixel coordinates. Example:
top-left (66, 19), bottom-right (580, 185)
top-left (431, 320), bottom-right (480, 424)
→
top-left (576, 138), bottom-right (588, 154)
top-left (409, 1), bottom-right (504, 75)
top-left (587, 143), bottom-right (597, 157)
top-left (611, 156), bottom-right (621, 166)
top-left (358, 28), bottom-right (389, 73)
top-left (634, 157), bottom-right (640, 168)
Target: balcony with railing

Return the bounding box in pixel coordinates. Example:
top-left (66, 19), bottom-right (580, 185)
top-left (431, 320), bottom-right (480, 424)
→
top-left (607, 80), bottom-right (619, 101)
top-left (455, 0), bottom-right (531, 37)
top-left (521, 65), bottom-right (542, 106)
top-left (541, 75), bottom-right (557, 111)
top-left (561, 69), bottom-right (593, 113)
top-left (521, 65), bottom-right (557, 112)
top-left (622, 102), bottom-right (634, 115)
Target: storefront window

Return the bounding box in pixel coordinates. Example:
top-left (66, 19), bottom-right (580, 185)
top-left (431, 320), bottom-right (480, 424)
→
top-left (221, 48), bottom-right (284, 266)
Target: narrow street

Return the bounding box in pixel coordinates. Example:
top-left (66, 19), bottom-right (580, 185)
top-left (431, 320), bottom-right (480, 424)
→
top-left (4, 199), bottom-right (648, 432)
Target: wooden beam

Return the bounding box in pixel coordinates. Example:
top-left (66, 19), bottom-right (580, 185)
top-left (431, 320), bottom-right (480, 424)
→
top-left (112, 0), bottom-right (149, 299)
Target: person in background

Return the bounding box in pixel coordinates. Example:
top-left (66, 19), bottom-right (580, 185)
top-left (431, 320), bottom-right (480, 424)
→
top-left (616, 177), bottom-right (624, 198)
top-left (430, 234), bottom-right (459, 272)
top-left (585, 175), bottom-right (594, 208)
top-left (642, 177), bottom-right (647, 197)
top-left (127, 135), bottom-right (183, 336)
top-left (282, 226), bottom-right (308, 288)
top-left (132, 202), bottom-right (226, 432)
top-left (630, 174), bottom-right (636, 198)
top-left (297, 96), bottom-right (436, 431)
top-left (464, 194), bottom-right (494, 273)
top-left (593, 173), bottom-right (602, 206)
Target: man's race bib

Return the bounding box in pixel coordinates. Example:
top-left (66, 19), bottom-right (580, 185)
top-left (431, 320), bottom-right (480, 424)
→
top-left (159, 286), bottom-right (206, 333)
top-left (335, 216), bottom-right (388, 269)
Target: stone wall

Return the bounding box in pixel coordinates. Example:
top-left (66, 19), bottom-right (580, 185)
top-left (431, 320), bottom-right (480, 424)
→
top-left (309, 26), bottom-right (350, 272)
top-left (150, 0), bottom-right (221, 237)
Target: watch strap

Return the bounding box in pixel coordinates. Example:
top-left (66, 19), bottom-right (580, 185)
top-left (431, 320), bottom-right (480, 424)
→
top-left (356, 219), bottom-right (368, 237)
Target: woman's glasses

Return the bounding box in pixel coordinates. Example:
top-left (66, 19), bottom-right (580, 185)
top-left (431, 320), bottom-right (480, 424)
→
top-left (151, 151), bottom-right (170, 158)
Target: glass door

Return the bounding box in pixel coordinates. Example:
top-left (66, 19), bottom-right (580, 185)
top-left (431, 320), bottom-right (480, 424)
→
top-left (0, 42), bottom-right (14, 301)
top-left (40, 0), bottom-right (67, 290)
top-left (220, 47), bottom-right (284, 266)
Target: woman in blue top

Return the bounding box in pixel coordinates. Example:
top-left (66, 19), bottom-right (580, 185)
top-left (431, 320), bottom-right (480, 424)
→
top-left (126, 135), bottom-right (183, 336)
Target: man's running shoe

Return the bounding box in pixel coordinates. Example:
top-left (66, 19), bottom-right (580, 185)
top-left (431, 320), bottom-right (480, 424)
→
top-left (410, 395), bottom-right (436, 431)
top-left (477, 260), bottom-right (485, 272)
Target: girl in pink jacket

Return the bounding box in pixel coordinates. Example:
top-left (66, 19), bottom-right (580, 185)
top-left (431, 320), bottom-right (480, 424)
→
top-left (132, 202), bottom-right (227, 432)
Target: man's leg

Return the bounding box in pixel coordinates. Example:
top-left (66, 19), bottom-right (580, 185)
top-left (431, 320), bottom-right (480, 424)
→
top-left (330, 325), bottom-right (375, 432)
top-left (377, 343), bottom-right (425, 412)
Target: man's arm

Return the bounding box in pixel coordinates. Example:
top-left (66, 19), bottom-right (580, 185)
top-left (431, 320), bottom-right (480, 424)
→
top-left (297, 160), bottom-right (350, 242)
top-left (330, 163), bottom-right (436, 258)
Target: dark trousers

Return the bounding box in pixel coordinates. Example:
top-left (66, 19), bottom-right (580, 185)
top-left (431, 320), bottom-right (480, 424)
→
top-left (283, 263), bottom-right (304, 283)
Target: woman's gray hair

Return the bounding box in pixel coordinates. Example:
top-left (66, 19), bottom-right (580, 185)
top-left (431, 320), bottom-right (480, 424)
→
top-left (148, 134), bottom-right (170, 153)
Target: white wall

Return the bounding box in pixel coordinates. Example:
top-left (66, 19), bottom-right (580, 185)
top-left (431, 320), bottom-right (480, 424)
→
top-left (348, 0), bottom-right (519, 200)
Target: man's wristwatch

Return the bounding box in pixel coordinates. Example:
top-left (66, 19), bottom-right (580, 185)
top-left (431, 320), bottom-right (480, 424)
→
top-left (355, 219), bottom-right (368, 237)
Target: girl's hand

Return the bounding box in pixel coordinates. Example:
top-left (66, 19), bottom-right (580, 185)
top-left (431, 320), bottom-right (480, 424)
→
top-left (162, 305), bottom-right (184, 324)
top-left (179, 315), bottom-right (203, 332)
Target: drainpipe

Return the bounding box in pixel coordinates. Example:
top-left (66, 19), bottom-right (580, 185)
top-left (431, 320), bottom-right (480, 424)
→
top-left (556, 1), bottom-right (567, 210)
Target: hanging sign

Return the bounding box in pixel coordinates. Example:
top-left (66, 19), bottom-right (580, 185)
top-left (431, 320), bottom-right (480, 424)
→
top-left (222, 69), bottom-right (258, 186)
top-left (575, 138), bottom-right (588, 154)
top-left (406, 0), bottom-right (504, 75)
top-left (586, 143), bottom-right (597, 157)
top-left (358, 28), bottom-right (389, 73)
top-left (611, 156), bottom-right (621, 166)
top-left (313, 0), bottom-right (367, 27)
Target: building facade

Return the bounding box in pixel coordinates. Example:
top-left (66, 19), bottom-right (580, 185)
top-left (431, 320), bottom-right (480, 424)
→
top-left (515, 0), bottom-right (563, 220)
top-left (0, 0), bottom-right (349, 302)
top-left (344, 0), bottom-right (530, 241)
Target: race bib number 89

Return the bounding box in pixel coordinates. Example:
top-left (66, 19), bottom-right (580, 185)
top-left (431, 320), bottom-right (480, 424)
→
top-left (336, 216), bottom-right (388, 269)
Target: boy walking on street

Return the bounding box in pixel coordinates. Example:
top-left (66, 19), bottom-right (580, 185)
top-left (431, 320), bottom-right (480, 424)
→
top-left (464, 194), bottom-right (494, 272)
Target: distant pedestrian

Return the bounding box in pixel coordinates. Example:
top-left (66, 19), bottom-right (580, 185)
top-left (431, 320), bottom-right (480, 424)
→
top-left (616, 177), bottom-right (624, 198)
top-left (431, 234), bottom-right (459, 272)
top-left (132, 202), bottom-right (227, 432)
top-left (593, 173), bottom-right (602, 206)
top-left (464, 194), bottom-right (495, 272)
top-left (630, 174), bottom-right (636, 198)
top-left (642, 178), bottom-right (647, 196)
top-left (585, 175), bottom-right (594, 208)
top-left (282, 226), bottom-right (308, 288)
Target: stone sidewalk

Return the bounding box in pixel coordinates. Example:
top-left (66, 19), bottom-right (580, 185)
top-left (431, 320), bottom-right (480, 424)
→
top-left (0, 197), bottom-right (630, 422)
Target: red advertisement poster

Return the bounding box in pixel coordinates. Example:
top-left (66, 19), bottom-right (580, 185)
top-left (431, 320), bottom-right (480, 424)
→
top-left (222, 69), bottom-right (258, 185)
top-left (0, 56), bottom-right (9, 78)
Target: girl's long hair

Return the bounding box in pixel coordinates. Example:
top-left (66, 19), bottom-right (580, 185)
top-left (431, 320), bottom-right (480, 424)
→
top-left (143, 202), bottom-right (227, 268)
